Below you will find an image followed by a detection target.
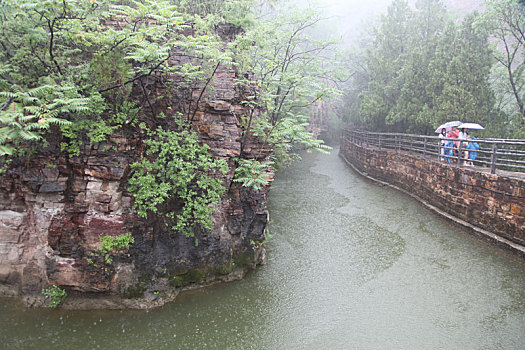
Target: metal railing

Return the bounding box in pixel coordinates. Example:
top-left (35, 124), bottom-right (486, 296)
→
top-left (343, 129), bottom-right (525, 174)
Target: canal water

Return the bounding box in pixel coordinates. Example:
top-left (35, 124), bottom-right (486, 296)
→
top-left (1, 149), bottom-right (524, 349)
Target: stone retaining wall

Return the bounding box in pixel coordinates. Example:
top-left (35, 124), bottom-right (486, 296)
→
top-left (340, 135), bottom-right (525, 254)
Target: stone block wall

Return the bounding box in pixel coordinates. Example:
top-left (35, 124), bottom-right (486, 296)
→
top-left (340, 135), bottom-right (525, 250)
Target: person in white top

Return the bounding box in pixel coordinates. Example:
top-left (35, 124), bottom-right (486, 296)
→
top-left (438, 128), bottom-right (447, 161)
top-left (458, 128), bottom-right (468, 164)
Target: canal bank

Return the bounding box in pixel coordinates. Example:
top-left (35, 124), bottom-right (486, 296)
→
top-left (340, 132), bottom-right (525, 257)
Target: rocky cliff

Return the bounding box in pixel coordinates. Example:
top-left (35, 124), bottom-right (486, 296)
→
top-left (0, 45), bottom-right (272, 309)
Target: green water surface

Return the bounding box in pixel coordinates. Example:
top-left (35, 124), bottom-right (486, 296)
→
top-left (1, 149), bottom-right (524, 349)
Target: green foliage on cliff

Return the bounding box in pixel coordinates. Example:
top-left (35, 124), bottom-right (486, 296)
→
top-left (0, 85), bottom-right (87, 155)
top-left (89, 233), bottom-right (135, 266)
top-left (0, 0), bottom-right (235, 237)
top-left (0, 0), bottom-right (340, 236)
top-left (0, 0), bottom-right (336, 158)
top-left (128, 122), bottom-right (228, 237)
top-left (41, 285), bottom-right (67, 308)
top-left (233, 158), bottom-right (273, 190)
top-left (173, 0), bottom-right (259, 28)
top-left (0, 0), bottom-right (225, 153)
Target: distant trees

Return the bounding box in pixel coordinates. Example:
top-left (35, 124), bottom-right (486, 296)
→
top-left (482, 0), bottom-right (525, 137)
top-left (347, 0), bottom-right (498, 135)
top-left (358, 0), bottom-right (413, 132)
top-left (433, 13), bottom-right (497, 133)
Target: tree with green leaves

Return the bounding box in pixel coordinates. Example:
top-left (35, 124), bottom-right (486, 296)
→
top-left (231, 1), bottom-right (339, 168)
top-left (356, 0), bottom-right (498, 134)
top-left (482, 0), bottom-right (525, 136)
top-left (432, 13), bottom-right (497, 132)
top-left (359, 0), bottom-right (414, 132)
top-left (0, 0), bottom-right (237, 238)
top-left (0, 0), bottom-right (228, 155)
top-left (385, 0), bottom-right (450, 133)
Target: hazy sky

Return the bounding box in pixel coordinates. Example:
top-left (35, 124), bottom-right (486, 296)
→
top-left (315, 0), bottom-right (393, 41)
top-left (294, 0), bottom-right (483, 44)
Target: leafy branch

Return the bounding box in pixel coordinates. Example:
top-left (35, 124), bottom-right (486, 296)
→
top-left (233, 158), bottom-right (273, 190)
top-left (0, 84), bottom-right (88, 155)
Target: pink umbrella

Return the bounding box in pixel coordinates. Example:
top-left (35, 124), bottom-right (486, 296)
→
top-left (435, 124), bottom-right (451, 133)
top-left (435, 121), bottom-right (461, 133)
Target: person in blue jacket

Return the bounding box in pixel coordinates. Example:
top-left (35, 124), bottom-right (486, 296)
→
top-left (465, 135), bottom-right (479, 166)
top-left (443, 139), bottom-right (455, 163)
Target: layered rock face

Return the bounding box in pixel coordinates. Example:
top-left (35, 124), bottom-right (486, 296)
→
top-left (0, 57), bottom-right (272, 309)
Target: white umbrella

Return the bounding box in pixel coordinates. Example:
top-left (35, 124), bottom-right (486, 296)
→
top-left (445, 120), bottom-right (462, 127)
top-left (458, 122), bottom-right (484, 130)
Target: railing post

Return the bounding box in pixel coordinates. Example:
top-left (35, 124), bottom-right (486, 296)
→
top-left (491, 143), bottom-right (497, 174)
top-left (457, 141), bottom-right (463, 167)
top-left (379, 134), bottom-right (382, 149)
top-left (394, 135), bottom-right (397, 151)
top-left (437, 137), bottom-right (441, 161)
top-left (423, 136), bottom-right (427, 156)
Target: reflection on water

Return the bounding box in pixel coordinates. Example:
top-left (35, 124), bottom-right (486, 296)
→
top-left (1, 149), bottom-right (524, 349)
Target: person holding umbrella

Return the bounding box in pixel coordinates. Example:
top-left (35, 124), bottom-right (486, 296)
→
top-left (457, 122), bottom-right (484, 166)
top-left (435, 121), bottom-right (461, 162)
top-left (458, 128), bottom-right (468, 140)
top-left (447, 123), bottom-right (461, 162)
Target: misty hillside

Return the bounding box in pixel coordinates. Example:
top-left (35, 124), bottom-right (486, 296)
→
top-left (444, 0), bottom-right (483, 14)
